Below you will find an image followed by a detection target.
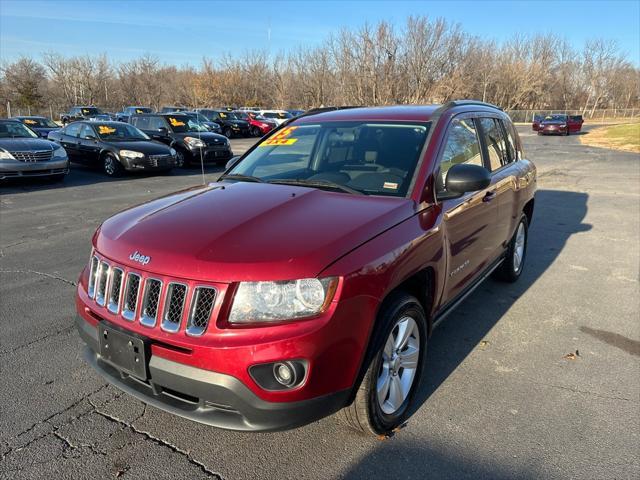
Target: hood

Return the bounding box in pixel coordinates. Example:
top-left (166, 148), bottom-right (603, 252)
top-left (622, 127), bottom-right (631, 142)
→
top-left (0, 137), bottom-right (56, 152)
top-left (109, 140), bottom-right (172, 155)
top-left (95, 182), bottom-right (415, 282)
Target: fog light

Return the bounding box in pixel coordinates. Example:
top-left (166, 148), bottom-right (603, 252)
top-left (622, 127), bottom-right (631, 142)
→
top-left (273, 362), bottom-right (296, 386)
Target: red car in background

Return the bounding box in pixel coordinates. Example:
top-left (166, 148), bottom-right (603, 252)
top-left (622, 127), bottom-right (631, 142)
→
top-left (533, 114), bottom-right (583, 135)
top-left (232, 111), bottom-right (277, 137)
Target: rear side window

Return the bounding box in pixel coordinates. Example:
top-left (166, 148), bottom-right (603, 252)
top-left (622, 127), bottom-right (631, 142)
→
top-left (438, 118), bottom-right (483, 189)
top-left (64, 123), bottom-right (82, 137)
top-left (478, 118), bottom-right (509, 171)
top-left (148, 117), bottom-right (166, 130)
top-left (79, 124), bottom-right (95, 139)
top-left (132, 116), bottom-right (149, 129)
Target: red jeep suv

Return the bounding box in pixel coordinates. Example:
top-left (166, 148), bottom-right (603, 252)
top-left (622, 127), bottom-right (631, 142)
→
top-left (75, 101), bottom-right (536, 436)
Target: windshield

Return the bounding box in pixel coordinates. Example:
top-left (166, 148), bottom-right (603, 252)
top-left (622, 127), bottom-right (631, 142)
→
top-left (95, 123), bottom-right (149, 140)
top-left (544, 114), bottom-right (567, 122)
top-left (229, 121), bottom-right (430, 197)
top-left (166, 116), bottom-right (208, 133)
top-left (0, 122), bottom-right (39, 139)
top-left (263, 112), bottom-right (293, 120)
top-left (21, 118), bottom-right (58, 128)
top-left (81, 107), bottom-right (102, 116)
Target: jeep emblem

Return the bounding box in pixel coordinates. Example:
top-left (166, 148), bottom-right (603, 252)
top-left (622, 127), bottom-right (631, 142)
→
top-left (129, 251), bottom-right (151, 265)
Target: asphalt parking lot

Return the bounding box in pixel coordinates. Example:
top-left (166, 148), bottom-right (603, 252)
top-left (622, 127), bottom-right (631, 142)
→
top-left (1, 125), bottom-right (638, 479)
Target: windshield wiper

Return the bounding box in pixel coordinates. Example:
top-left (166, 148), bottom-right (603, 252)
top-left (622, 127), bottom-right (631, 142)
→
top-left (218, 173), bottom-right (264, 183)
top-left (268, 178), bottom-right (363, 195)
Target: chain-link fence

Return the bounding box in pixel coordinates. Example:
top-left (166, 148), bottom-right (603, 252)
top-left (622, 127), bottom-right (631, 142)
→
top-left (506, 108), bottom-right (639, 123)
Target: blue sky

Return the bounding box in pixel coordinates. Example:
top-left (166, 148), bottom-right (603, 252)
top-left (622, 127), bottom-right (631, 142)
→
top-left (1, 0), bottom-right (638, 66)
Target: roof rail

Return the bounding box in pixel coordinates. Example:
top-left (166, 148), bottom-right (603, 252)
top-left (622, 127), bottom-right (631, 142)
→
top-left (282, 106), bottom-right (362, 126)
top-left (436, 100), bottom-right (503, 114)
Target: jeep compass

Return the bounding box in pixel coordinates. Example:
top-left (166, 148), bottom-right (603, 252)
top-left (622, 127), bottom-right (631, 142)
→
top-left (75, 101), bottom-right (536, 435)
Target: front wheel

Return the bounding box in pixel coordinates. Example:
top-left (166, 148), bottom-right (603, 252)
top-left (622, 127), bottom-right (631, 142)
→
top-left (338, 293), bottom-right (427, 436)
top-left (175, 149), bottom-right (189, 168)
top-left (223, 127), bottom-right (233, 138)
top-left (495, 214), bottom-right (528, 282)
top-left (103, 153), bottom-right (123, 177)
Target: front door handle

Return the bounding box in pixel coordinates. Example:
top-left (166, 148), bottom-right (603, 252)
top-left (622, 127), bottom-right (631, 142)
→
top-left (483, 191), bottom-right (497, 203)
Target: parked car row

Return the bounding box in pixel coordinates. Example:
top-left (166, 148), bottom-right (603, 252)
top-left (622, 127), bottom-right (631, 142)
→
top-left (0, 112), bottom-right (235, 181)
top-left (57, 105), bottom-right (304, 138)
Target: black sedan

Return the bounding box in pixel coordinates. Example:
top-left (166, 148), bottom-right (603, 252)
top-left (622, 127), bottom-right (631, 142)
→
top-left (0, 119), bottom-right (69, 181)
top-left (48, 121), bottom-right (177, 177)
top-left (12, 116), bottom-right (61, 138)
top-left (195, 109), bottom-right (250, 138)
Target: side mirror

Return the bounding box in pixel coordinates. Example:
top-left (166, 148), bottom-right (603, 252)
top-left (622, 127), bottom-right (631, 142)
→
top-left (225, 156), bottom-right (241, 170)
top-left (443, 163), bottom-right (491, 196)
top-left (157, 127), bottom-right (168, 134)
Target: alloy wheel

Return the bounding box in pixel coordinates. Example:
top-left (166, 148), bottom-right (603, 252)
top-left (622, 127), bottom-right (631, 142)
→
top-left (377, 316), bottom-right (421, 415)
top-left (513, 221), bottom-right (526, 272)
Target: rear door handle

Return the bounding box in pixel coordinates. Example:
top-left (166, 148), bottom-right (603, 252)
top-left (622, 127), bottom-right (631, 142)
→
top-left (483, 191), bottom-right (497, 203)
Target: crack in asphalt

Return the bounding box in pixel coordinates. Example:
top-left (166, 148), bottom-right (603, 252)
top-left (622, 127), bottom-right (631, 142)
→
top-left (89, 400), bottom-right (223, 479)
top-left (532, 381), bottom-right (634, 402)
top-left (0, 324), bottom-right (75, 357)
top-left (0, 269), bottom-right (77, 287)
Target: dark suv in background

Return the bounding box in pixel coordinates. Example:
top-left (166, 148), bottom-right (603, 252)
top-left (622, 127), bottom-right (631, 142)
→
top-left (116, 106), bottom-right (154, 123)
top-left (60, 106), bottom-right (104, 125)
top-left (195, 109), bottom-right (250, 138)
top-left (130, 113), bottom-right (232, 167)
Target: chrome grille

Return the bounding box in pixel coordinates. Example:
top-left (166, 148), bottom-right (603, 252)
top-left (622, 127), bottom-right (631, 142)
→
top-left (11, 150), bottom-right (53, 162)
top-left (88, 256), bottom-right (99, 299)
top-left (107, 268), bottom-right (123, 313)
top-left (140, 278), bottom-right (162, 327)
top-left (186, 287), bottom-right (216, 336)
top-left (95, 261), bottom-right (109, 306)
top-left (122, 273), bottom-right (141, 321)
top-left (161, 283), bottom-right (187, 333)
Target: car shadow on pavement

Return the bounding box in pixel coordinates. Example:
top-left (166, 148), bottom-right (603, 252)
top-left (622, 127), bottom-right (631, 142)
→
top-left (408, 189), bottom-right (592, 418)
top-left (343, 443), bottom-right (528, 480)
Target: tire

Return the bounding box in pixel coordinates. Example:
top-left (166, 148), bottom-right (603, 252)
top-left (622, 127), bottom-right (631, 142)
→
top-left (103, 153), bottom-right (123, 177)
top-left (175, 149), bottom-right (189, 168)
top-left (250, 126), bottom-right (261, 137)
top-left (338, 292), bottom-right (428, 436)
top-left (494, 214), bottom-right (528, 282)
top-left (223, 127), bottom-right (233, 138)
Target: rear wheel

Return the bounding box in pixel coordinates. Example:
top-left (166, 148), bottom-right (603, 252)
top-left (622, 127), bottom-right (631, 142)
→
top-left (224, 127), bottom-right (233, 138)
top-left (495, 214), bottom-right (528, 282)
top-left (251, 126), bottom-right (261, 137)
top-left (103, 153), bottom-right (123, 177)
top-left (338, 293), bottom-right (427, 436)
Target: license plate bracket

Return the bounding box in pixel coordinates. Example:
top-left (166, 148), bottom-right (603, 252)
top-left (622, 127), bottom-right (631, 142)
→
top-left (98, 323), bottom-right (148, 380)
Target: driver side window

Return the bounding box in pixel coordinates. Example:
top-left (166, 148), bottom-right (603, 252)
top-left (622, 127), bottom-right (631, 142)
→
top-left (64, 123), bottom-right (82, 138)
top-left (437, 118), bottom-right (482, 191)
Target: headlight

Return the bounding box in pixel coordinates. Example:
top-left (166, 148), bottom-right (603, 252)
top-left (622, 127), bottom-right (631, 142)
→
top-left (184, 136), bottom-right (206, 148)
top-left (52, 145), bottom-right (67, 159)
top-left (119, 150), bottom-right (144, 158)
top-left (228, 277), bottom-right (338, 324)
top-left (169, 148), bottom-right (177, 156)
top-left (0, 149), bottom-right (15, 160)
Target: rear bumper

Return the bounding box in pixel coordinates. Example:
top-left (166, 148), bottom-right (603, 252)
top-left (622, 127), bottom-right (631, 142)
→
top-left (76, 315), bottom-right (350, 431)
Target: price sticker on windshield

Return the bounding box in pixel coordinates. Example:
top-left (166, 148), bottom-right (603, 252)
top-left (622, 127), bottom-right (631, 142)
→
top-left (98, 125), bottom-right (116, 135)
top-left (169, 117), bottom-right (185, 127)
top-left (260, 126), bottom-right (299, 146)
top-left (24, 119), bottom-right (37, 125)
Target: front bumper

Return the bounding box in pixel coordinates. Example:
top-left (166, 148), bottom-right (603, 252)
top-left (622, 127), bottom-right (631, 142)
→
top-left (0, 158), bottom-right (69, 179)
top-left (188, 146), bottom-right (233, 162)
top-left (120, 154), bottom-right (177, 171)
top-left (76, 315), bottom-right (349, 431)
top-left (539, 126), bottom-right (567, 135)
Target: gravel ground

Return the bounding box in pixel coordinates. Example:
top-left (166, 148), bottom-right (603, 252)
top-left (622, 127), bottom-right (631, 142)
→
top-left (1, 126), bottom-right (638, 479)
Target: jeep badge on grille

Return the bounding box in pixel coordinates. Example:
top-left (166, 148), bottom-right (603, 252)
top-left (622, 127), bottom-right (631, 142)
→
top-left (129, 251), bottom-right (151, 265)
